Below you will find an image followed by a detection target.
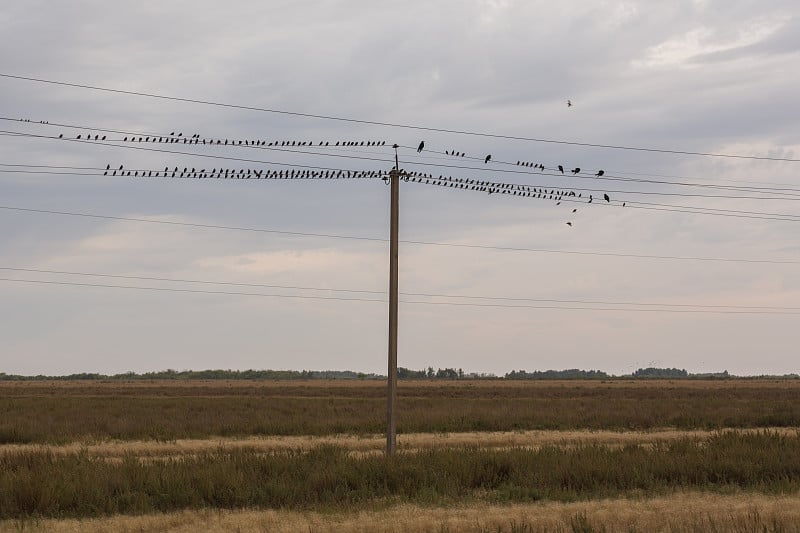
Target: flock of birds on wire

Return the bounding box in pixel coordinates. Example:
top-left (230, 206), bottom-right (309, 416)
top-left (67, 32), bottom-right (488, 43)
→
top-left (23, 118), bottom-right (621, 227)
top-left (102, 164), bottom-right (384, 180)
top-left (65, 130), bottom-right (389, 147)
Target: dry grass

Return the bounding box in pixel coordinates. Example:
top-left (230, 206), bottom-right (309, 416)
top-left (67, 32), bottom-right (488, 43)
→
top-left (5, 492), bottom-right (800, 532)
top-left (4, 379), bottom-right (800, 445)
top-left (2, 428), bottom-right (798, 461)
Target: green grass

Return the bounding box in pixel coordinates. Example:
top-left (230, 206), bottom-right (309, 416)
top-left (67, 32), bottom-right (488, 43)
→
top-left (1, 431), bottom-right (799, 519)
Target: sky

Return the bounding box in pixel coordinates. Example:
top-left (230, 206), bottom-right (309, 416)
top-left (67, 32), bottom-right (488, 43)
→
top-left (1, 0), bottom-right (799, 376)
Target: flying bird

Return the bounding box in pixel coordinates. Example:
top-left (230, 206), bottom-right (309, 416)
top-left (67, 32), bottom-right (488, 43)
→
top-left (484, 154), bottom-right (492, 164)
top-left (417, 141), bottom-right (425, 153)
top-left (558, 165), bottom-right (564, 174)
top-left (595, 170), bottom-right (604, 177)
top-left (567, 100), bottom-right (572, 107)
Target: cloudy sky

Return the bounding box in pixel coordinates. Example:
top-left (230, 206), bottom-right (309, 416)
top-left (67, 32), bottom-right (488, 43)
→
top-left (1, 0), bottom-right (799, 376)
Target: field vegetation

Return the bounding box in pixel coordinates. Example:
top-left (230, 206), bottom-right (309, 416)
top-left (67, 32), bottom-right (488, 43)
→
top-left (1, 379), bottom-right (799, 444)
top-left (1, 379), bottom-right (799, 530)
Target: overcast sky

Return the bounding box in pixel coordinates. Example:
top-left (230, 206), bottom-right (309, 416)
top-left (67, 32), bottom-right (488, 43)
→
top-left (1, 0), bottom-right (799, 376)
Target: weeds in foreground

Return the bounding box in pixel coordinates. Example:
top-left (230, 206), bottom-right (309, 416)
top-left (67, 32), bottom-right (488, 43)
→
top-left (1, 432), bottom-right (799, 520)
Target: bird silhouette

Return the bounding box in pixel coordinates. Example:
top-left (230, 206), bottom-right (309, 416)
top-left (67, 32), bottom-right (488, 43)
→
top-left (571, 167), bottom-right (580, 174)
top-left (572, 208), bottom-right (577, 213)
top-left (567, 100), bottom-right (572, 107)
top-left (566, 222), bottom-right (573, 226)
top-left (484, 154), bottom-right (492, 164)
top-left (558, 165), bottom-right (564, 174)
top-left (595, 170), bottom-right (604, 177)
top-left (604, 193), bottom-right (610, 202)
top-left (417, 141), bottom-right (425, 153)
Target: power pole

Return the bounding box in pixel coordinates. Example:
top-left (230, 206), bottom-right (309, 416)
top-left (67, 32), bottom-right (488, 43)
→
top-left (386, 146), bottom-right (400, 455)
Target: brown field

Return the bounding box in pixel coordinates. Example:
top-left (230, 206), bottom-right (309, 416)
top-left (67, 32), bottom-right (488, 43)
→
top-left (2, 379), bottom-right (799, 444)
top-left (2, 379), bottom-right (799, 529)
top-left (6, 492), bottom-right (800, 532)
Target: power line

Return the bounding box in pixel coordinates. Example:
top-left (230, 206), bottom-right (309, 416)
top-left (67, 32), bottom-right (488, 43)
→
top-left (0, 130), bottom-right (397, 169)
top-left (410, 175), bottom-right (800, 221)
top-left (7, 128), bottom-right (800, 201)
top-left (4, 148), bottom-right (800, 210)
top-left (10, 117), bottom-right (800, 195)
top-left (3, 277), bottom-right (797, 315)
top-left (2, 72), bottom-right (798, 163)
top-left (5, 266), bottom-right (798, 310)
top-left (1, 204), bottom-right (798, 265)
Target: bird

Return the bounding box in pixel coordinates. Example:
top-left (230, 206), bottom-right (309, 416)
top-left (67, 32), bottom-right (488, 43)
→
top-left (567, 100), bottom-right (572, 107)
top-left (604, 193), bottom-right (610, 203)
top-left (566, 222), bottom-right (573, 226)
top-left (417, 141), bottom-right (425, 153)
top-left (58, 134), bottom-right (63, 138)
top-left (572, 208), bottom-right (577, 213)
top-left (595, 170), bottom-right (604, 177)
top-left (571, 167), bottom-right (580, 174)
top-left (558, 165), bottom-right (564, 174)
top-left (484, 154), bottom-right (492, 164)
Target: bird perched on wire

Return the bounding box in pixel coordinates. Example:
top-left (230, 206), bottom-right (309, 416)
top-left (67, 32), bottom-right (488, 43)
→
top-left (484, 154), bottom-right (492, 164)
top-left (417, 141), bottom-right (425, 153)
top-left (604, 193), bottom-right (610, 203)
top-left (558, 165), bottom-right (564, 174)
top-left (595, 170), bottom-right (604, 177)
top-left (571, 167), bottom-right (580, 174)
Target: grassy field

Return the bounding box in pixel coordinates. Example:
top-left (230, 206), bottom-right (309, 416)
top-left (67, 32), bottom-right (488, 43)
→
top-left (1, 379), bottom-right (799, 530)
top-left (1, 379), bottom-right (799, 444)
top-left (6, 493), bottom-right (800, 532)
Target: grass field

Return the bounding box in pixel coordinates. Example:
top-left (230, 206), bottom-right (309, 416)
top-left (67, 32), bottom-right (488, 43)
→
top-left (2, 379), bottom-right (799, 444)
top-left (1, 379), bottom-right (799, 530)
top-left (6, 493), bottom-right (800, 532)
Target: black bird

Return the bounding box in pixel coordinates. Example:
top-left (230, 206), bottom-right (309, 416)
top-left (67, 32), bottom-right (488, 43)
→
top-left (417, 141), bottom-right (425, 153)
top-left (558, 165), bottom-right (564, 174)
top-left (484, 154), bottom-right (491, 164)
top-left (76, 135), bottom-right (81, 139)
top-left (604, 193), bottom-right (610, 203)
top-left (571, 167), bottom-right (580, 174)
top-left (106, 164), bottom-right (110, 170)
top-left (572, 208), bottom-right (577, 213)
top-left (58, 134), bottom-right (63, 138)
top-left (566, 222), bottom-right (573, 226)
top-left (567, 100), bottom-right (572, 107)
top-left (595, 170), bottom-right (604, 177)
top-left (588, 195), bottom-right (593, 203)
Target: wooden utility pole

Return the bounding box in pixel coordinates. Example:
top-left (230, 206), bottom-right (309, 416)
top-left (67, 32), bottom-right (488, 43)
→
top-left (386, 147), bottom-right (400, 455)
